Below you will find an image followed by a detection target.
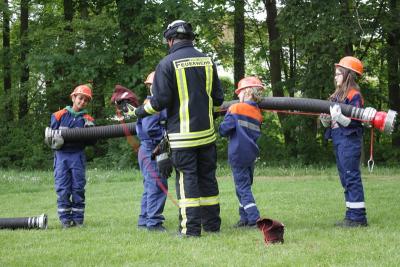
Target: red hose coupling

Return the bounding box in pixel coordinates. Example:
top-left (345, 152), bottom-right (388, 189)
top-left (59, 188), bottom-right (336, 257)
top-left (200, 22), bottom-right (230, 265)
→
top-left (372, 109), bottom-right (397, 134)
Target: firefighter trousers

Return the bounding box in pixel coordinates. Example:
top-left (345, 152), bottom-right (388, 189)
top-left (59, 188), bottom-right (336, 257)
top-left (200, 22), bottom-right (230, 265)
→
top-left (332, 129), bottom-right (367, 222)
top-left (231, 165), bottom-right (260, 224)
top-left (171, 143), bottom-right (221, 236)
top-left (137, 144), bottom-right (168, 227)
top-left (54, 150), bottom-right (86, 225)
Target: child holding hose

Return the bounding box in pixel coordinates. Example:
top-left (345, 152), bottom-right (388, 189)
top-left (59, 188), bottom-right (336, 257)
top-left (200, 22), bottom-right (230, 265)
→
top-left (50, 84), bottom-right (95, 228)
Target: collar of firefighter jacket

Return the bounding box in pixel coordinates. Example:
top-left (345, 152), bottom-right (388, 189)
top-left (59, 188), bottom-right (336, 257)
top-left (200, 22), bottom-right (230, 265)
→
top-left (169, 40), bottom-right (194, 54)
top-left (65, 106), bottom-right (88, 117)
top-left (243, 100), bottom-right (258, 107)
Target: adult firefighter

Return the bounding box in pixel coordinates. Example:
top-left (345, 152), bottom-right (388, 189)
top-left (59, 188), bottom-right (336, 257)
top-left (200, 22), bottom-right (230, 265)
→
top-left (125, 20), bottom-right (224, 237)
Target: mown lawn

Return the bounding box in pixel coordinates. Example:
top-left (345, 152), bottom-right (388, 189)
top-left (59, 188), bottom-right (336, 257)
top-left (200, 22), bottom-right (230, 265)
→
top-left (0, 166), bottom-right (399, 266)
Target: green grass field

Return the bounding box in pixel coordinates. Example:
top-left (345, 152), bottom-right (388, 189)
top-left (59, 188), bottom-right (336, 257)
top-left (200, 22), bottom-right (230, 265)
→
top-left (0, 166), bottom-right (399, 266)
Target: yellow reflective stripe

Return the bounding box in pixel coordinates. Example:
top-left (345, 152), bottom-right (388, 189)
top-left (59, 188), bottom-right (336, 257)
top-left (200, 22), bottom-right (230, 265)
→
top-left (169, 134), bottom-right (216, 149)
top-left (200, 195), bottom-right (219, 206)
top-left (205, 64), bottom-right (214, 129)
top-left (173, 57), bottom-right (213, 69)
top-left (179, 198), bottom-right (200, 208)
top-left (175, 68), bottom-right (190, 133)
top-left (144, 101), bottom-right (157, 114)
top-left (168, 128), bottom-right (215, 140)
top-left (178, 170), bottom-right (187, 234)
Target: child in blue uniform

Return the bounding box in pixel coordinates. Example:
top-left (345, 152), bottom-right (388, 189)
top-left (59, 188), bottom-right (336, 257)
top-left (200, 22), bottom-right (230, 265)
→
top-left (50, 84), bottom-right (95, 228)
top-left (136, 72), bottom-right (168, 231)
top-left (320, 56), bottom-right (376, 227)
top-left (219, 76), bottom-right (264, 228)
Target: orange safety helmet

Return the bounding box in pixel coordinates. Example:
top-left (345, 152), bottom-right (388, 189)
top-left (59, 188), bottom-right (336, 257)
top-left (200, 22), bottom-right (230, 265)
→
top-left (335, 56), bottom-right (363, 76)
top-left (70, 84), bottom-right (93, 100)
top-left (235, 76), bottom-right (265, 95)
top-left (144, 71), bottom-right (155, 85)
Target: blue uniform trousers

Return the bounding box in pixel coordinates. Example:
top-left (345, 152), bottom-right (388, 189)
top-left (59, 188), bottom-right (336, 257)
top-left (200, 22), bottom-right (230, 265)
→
top-left (332, 129), bottom-right (367, 222)
top-left (137, 144), bottom-right (168, 227)
top-left (54, 150), bottom-right (86, 224)
top-left (231, 165), bottom-right (260, 224)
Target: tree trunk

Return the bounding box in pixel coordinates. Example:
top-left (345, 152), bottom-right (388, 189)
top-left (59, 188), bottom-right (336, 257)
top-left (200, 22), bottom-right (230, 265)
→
top-left (340, 0), bottom-right (354, 55)
top-left (264, 0), bottom-right (283, 97)
top-left (234, 0), bottom-right (245, 98)
top-left (19, 0), bottom-right (30, 119)
top-left (264, 0), bottom-right (296, 155)
top-left (387, 0), bottom-right (400, 147)
top-left (79, 0), bottom-right (89, 19)
top-left (288, 36), bottom-right (296, 97)
top-left (3, 0), bottom-right (13, 121)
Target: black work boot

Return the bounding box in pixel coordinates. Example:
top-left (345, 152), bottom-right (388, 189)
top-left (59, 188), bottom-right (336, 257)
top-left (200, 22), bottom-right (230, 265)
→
top-left (335, 218), bottom-right (368, 228)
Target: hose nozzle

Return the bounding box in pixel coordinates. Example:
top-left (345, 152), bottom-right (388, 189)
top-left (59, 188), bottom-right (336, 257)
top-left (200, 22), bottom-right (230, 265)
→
top-left (372, 109), bottom-right (397, 134)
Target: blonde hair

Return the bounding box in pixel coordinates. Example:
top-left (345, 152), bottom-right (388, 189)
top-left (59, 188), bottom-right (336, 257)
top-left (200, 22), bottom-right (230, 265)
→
top-left (329, 66), bottom-right (360, 102)
top-left (241, 87), bottom-right (263, 102)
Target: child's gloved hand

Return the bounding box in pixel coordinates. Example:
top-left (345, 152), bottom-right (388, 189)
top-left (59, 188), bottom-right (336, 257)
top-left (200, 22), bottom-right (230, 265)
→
top-left (51, 133), bottom-right (64, 150)
top-left (330, 104), bottom-right (351, 127)
top-left (319, 113), bottom-right (331, 128)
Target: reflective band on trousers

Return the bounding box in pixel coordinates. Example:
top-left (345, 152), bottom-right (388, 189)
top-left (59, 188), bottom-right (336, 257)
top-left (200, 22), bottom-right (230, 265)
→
top-left (346, 201), bottom-right (365, 209)
top-left (238, 120), bottom-right (260, 132)
top-left (179, 171), bottom-right (188, 234)
top-left (200, 195), bottom-right (219, 206)
top-left (72, 208), bottom-right (85, 212)
top-left (244, 203), bottom-right (256, 210)
top-left (58, 208), bottom-right (71, 212)
top-left (179, 198), bottom-right (200, 208)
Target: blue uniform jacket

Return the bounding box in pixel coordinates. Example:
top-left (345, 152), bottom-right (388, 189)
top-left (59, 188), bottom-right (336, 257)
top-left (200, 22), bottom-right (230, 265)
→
top-left (219, 101), bottom-right (263, 167)
top-left (325, 89), bottom-right (364, 139)
top-left (136, 97), bottom-right (167, 147)
top-left (50, 106), bottom-right (95, 152)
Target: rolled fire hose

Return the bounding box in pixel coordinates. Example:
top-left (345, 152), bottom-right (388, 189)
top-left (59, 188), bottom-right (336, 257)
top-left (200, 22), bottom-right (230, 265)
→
top-left (0, 214), bottom-right (48, 230)
top-left (45, 97), bottom-right (397, 145)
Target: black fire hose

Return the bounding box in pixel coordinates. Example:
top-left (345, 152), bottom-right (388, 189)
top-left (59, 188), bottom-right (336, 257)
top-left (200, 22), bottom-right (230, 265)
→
top-left (0, 214), bottom-right (48, 230)
top-left (45, 97), bottom-right (397, 145)
top-left (220, 97), bottom-right (397, 134)
top-left (45, 122), bottom-right (137, 145)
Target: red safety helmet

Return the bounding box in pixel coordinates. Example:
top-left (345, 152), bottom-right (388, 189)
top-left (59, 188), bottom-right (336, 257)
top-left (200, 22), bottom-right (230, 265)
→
top-left (70, 84), bottom-right (93, 100)
top-left (335, 56), bottom-right (363, 76)
top-left (144, 71), bottom-right (155, 85)
top-left (235, 76), bottom-right (265, 95)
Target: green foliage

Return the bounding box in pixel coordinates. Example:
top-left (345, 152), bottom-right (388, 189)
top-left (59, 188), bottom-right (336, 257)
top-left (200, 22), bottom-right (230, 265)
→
top-left (0, 0), bottom-right (399, 169)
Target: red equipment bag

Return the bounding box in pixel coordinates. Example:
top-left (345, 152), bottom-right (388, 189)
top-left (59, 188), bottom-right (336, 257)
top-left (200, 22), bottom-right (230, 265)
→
top-left (256, 218), bottom-right (285, 245)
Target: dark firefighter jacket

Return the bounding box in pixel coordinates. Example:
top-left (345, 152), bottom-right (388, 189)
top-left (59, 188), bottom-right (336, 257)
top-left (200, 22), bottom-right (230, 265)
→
top-left (137, 40), bottom-right (224, 149)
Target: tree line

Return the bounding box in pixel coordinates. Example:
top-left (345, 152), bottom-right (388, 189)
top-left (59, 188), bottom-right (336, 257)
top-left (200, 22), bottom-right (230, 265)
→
top-left (1, 0), bottom-right (399, 169)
